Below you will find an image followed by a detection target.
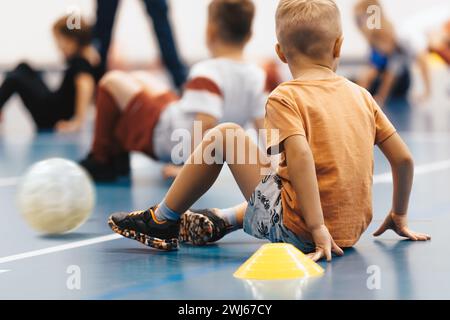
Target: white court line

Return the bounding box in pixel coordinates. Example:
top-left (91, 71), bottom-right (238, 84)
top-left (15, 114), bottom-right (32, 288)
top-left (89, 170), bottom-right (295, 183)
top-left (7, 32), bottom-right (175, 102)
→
top-left (0, 158), bottom-right (450, 266)
top-left (373, 159), bottom-right (450, 184)
top-left (0, 234), bottom-right (121, 265)
top-left (0, 270), bottom-right (11, 274)
top-left (2, 159), bottom-right (450, 188)
top-left (0, 177), bottom-right (19, 188)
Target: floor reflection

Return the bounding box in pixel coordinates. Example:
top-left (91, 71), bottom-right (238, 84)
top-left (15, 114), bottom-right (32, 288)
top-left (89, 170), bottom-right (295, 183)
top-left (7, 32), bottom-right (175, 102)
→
top-left (242, 278), bottom-right (310, 300)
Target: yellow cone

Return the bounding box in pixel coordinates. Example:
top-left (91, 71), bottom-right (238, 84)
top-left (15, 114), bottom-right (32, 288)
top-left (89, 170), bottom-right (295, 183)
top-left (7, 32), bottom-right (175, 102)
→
top-left (234, 243), bottom-right (324, 280)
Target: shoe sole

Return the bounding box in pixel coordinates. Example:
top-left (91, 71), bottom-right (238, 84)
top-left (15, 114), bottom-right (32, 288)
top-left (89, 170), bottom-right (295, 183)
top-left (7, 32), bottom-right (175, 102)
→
top-left (179, 212), bottom-right (214, 246)
top-left (108, 217), bottom-right (178, 251)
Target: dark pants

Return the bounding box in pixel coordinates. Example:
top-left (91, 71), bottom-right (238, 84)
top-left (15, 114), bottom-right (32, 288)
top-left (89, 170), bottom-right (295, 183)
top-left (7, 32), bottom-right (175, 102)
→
top-left (369, 68), bottom-right (412, 99)
top-left (0, 63), bottom-right (70, 129)
top-left (94, 0), bottom-right (187, 89)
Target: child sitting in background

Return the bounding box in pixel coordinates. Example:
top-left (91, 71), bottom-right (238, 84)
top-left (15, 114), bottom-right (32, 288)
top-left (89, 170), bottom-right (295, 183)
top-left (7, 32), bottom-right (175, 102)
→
top-left (0, 16), bottom-right (99, 132)
top-left (354, 0), bottom-right (431, 107)
top-left (106, 0), bottom-right (430, 257)
top-left (80, 0), bottom-right (268, 182)
top-left (429, 20), bottom-right (450, 66)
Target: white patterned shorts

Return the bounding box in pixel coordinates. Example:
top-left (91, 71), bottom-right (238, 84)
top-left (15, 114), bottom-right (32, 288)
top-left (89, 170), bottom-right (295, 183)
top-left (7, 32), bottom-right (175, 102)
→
top-left (243, 173), bottom-right (315, 253)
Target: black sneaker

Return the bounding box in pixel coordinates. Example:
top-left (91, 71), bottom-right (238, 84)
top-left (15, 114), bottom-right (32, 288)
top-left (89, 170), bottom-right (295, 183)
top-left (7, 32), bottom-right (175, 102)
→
top-left (108, 206), bottom-right (179, 251)
top-left (179, 209), bottom-right (228, 246)
top-left (79, 153), bottom-right (117, 182)
top-left (114, 152), bottom-right (130, 176)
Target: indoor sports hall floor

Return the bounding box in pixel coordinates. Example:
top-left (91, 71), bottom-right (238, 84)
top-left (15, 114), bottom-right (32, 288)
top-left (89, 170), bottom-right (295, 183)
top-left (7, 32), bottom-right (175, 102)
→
top-left (0, 65), bottom-right (449, 300)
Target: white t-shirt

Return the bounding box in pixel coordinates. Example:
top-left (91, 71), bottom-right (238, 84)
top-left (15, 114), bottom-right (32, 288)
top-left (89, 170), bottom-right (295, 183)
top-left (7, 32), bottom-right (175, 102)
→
top-left (154, 58), bottom-right (268, 162)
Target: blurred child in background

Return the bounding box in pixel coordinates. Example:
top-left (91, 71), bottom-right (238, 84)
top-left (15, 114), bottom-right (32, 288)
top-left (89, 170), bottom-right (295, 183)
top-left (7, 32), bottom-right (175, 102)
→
top-left (354, 0), bottom-right (431, 107)
top-left (80, 0), bottom-right (269, 182)
top-left (0, 16), bottom-right (99, 132)
top-left (429, 20), bottom-right (450, 66)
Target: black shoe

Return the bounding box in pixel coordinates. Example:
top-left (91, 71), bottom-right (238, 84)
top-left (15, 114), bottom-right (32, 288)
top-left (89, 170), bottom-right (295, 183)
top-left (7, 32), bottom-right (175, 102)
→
top-left (114, 152), bottom-right (130, 176)
top-left (79, 153), bottom-right (117, 182)
top-left (179, 209), bottom-right (228, 246)
top-left (108, 206), bottom-right (180, 251)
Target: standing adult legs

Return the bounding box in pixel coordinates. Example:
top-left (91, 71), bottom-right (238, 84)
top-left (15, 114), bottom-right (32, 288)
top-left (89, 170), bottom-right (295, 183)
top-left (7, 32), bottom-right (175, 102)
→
top-left (93, 0), bottom-right (121, 77)
top-left (143, 0), bottom-right (187, 89)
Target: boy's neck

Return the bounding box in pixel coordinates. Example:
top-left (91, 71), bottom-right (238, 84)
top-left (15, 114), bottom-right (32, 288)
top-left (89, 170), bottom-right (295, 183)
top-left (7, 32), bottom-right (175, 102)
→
top-left (288, 56), bottom-right (337, 80)
top-left (210, 43), bottom-right (245, 61)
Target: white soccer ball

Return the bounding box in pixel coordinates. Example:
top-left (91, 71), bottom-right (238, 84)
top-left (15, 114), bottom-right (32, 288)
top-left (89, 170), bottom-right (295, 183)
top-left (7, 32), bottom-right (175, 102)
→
top-left (17, 158), bottom-right (95, 235)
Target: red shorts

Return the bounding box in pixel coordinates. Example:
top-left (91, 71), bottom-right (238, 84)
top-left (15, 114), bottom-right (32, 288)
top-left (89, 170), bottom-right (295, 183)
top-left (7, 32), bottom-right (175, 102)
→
top-left (115, 90), bottom-right (179, 160)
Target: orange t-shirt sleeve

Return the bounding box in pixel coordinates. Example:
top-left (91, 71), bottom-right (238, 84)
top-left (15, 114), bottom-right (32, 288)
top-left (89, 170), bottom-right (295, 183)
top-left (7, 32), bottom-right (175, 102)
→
top-left (265, 94), bottom-right (306, 155)
top-left (373, 99), bottom-right (397, 145)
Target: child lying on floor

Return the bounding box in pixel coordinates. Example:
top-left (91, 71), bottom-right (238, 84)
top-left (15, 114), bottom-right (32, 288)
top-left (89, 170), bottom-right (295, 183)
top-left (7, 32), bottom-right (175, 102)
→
top-left (354, 0), bottom-right (431, 107)
top-left (80, 0), bottom-right (269, 182)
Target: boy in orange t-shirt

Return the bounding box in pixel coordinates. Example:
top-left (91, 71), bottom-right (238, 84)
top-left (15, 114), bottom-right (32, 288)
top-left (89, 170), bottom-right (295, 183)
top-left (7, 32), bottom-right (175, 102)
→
top-left (107, 0), bottom-right (430, 259)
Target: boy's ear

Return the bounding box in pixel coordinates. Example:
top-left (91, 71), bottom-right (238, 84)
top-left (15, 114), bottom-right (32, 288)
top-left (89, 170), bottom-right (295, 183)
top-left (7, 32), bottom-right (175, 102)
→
top-left (333, 36), bottom-right (344, 58)
top-left (275, 43), bottom-right (288, 64)
top-left (206, 21), bottom-right (216, 44)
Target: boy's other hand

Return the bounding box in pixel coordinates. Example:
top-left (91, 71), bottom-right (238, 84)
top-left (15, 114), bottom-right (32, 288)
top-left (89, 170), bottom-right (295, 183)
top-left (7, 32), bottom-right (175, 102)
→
top-left (373, 212), bottom-right (431, 241)
top-left (307, 225), bottom-right (344, 262)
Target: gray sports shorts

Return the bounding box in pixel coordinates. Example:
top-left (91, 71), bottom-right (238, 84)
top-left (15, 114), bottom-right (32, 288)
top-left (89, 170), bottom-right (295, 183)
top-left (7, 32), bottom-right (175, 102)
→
top-left (243, 173), bottom-right (315, 253)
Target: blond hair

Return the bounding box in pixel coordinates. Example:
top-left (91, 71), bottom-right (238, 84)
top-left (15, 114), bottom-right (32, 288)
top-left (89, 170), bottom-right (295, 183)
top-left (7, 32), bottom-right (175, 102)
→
top-left (276, 0), bottom-right (342, 60)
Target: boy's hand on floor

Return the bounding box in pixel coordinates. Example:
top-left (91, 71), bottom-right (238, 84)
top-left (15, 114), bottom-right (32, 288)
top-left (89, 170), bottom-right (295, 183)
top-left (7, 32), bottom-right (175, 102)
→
top-left (307, 225), bottom-right (344, 262)
top-left (55, 120), bottom-right (81, 133)
top-left (373, 212), bottom-right (431, 241)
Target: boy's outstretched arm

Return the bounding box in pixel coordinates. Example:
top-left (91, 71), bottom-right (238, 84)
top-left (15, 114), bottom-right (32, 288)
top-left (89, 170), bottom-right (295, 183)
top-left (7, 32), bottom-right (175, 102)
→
top-left (375, 133), bottom-right (431, 241)
top-left (357, 66), bottom-right (379, 92)
top-left (284, 135), bottom-right (344, 262)
top-left (56, 73), bottom-right (95, 133)
top-left (373, 70), bottom-right (396, 107)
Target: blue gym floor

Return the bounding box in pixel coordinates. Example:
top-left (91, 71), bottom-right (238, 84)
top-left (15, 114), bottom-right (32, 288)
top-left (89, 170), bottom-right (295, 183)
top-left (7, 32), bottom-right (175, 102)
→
top-left (1, 69), bottom-right (450, 300)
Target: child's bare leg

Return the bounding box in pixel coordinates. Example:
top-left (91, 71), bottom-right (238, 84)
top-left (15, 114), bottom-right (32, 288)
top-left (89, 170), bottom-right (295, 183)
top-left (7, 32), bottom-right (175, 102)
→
top-left (227, 202), bottom-right (247, 226)
top-left (82, 71), bottom-right (163, 181)
top-left (193, 202), bottom-right (247, 229)
top-left (216, 202), bottom-right (247, 227)
top-left (87, 71), bottom-right (144, 163)
top-left (164, 123), bottom-right (269, 216)
top-left (100, 71), bottom-right (144, 110)
top-left (130, 71), bottom-right (171, 96)
top-left (109, 123), bottom-right (269, 250)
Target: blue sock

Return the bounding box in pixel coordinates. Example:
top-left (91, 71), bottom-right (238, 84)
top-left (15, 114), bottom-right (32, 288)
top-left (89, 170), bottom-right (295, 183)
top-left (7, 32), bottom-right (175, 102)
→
top-left (155, 200), bottom-right (181, 221)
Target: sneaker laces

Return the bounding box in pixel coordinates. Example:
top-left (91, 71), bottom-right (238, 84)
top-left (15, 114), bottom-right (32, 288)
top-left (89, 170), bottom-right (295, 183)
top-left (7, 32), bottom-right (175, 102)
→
top-left (128, 209), bottom-right (151, 221)
top-left (128, 207), bottom-right (160, 224)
